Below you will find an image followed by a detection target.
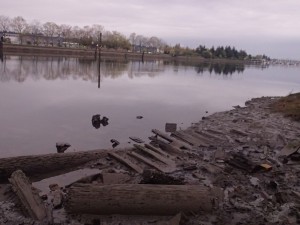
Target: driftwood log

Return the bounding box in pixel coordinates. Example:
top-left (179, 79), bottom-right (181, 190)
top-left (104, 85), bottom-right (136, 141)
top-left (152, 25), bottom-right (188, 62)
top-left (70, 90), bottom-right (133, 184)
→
top-left (0, 148), bottom-right (129, 182)
top-left (66, 184), bottom-right (222, 215)
top-left (9, 170), bottom-right (47, 221)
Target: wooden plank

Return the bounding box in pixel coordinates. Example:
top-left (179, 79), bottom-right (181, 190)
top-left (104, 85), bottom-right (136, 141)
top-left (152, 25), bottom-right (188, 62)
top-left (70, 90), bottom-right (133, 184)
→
top-left (196, 130), bottom-right (226, 142)
top-left (144, 143), bottom-right (170, 157)
top-left (133, 144), bottom-right (175, 166)
top-left (279, 144), bottom-right (300, 157)
top-left (129, 136), bottom-right (144, 143)
top-left (149, 137), bottom-right (183, 155)
top-left (9, 170), bottom-right (47, 221)
top-left (171, 131), bottom-right (206, 147)
top-left (192, 131), bottom-right (215, 145)
top-left (184, 131), bottom-right (211, 147)
top-left (128, 151), bottom-right (176, 173)
top-left (230, 128), bottom-right (249, 137)
top-left (207, 129), bottom-right (225, 135)
top-left (108, 152), bottom-right (143, 174)
top-left (152, 129), bottom-right (191, 149)
top-left (152, 129), bottom-right (174, 142)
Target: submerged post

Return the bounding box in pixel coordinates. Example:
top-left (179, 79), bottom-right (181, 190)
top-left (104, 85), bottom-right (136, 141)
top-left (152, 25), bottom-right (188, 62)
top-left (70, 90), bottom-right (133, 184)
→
top-left (0, 36), bottom-right (3, 62)
top-left (97, 33), bottom-right (102, 89)
top-left (142, 51), bottom-right (145, 63)
top-left (98, 59), bottom-right (101, 89)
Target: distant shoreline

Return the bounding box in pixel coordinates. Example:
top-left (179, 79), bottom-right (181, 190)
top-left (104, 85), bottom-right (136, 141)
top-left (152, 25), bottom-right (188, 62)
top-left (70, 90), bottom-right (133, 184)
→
top-left (2, 44), bottom-right (253, 64)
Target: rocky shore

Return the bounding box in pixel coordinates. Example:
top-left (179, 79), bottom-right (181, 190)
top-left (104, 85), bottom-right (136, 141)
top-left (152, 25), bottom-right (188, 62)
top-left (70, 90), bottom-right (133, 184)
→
top-left (0, 96), bottom-right (299, 225)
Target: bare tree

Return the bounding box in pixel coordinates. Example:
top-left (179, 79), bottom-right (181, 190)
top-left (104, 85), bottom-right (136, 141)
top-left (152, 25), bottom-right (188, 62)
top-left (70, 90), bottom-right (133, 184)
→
top-left (11, 16), bottom-right (27, 44)
top-left (135, 35), bottom-right (147, 52)
top-left (102, 31), bottom-right (130, 50)
top-left (43, 22), bottom-right (59, 46)
top-left (81, 25), bottom-right (93, 46)
top-left (129, 32), bottom-right (136, 51)
top-left (147, 36), bottom-right (165, 53)
top-left (59, 24), bottom-right (72, 47)
top-left (0, 15), bottom-right (11, 32)
top-left (91, 24), bottom-right (104, 44)
top-left (71, 26), bottom-right (83, 45)
top-left (27, 20), bottom-right (42, 45)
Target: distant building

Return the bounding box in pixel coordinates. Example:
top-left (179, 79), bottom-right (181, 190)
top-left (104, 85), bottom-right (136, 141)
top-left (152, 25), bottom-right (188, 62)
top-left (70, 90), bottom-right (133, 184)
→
top-left (132, 44), bottom-right (159, 53)
top-left (0, 31), bottom-right (65, 46)
top-left (0, 31), bottom-right (19, 44)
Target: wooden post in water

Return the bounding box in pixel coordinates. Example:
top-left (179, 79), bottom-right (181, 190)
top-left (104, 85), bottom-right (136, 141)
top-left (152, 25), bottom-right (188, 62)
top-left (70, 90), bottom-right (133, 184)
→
top-left (97, 33), bottom-right (102, 89)
top-left (0, 36), bottom-right (4, 62)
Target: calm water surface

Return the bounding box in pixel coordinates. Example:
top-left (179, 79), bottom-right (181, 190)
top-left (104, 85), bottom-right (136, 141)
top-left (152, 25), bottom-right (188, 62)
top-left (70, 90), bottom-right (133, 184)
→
top-left (0, 56), bottom-right (299, 157)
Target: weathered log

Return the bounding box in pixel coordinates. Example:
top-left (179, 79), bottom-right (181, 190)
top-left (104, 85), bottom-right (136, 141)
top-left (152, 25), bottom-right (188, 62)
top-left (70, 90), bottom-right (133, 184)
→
top-left (66, 184), bottom-right (222, 215)
top-left (9, 170), bottom-right (47, 221)
top-left (0, 148), bottom-right (130, 182)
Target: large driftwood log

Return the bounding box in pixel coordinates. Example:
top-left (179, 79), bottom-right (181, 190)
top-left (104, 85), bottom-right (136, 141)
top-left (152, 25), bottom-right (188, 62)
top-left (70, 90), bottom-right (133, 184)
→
top-left (0, 148), bottom-right (129, 182)
top-left (66, 184), bottom-right (222, 215)
top-left (9, 170), bottom-right (47, 221)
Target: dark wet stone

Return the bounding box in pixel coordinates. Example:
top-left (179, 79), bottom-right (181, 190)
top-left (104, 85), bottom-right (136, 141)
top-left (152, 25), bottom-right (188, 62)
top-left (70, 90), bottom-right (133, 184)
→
top-left (136, 116), bottom-right (143, 119)
top-left (56, 142), bottom-right (71, 153)
top-left (41, 194), bottom-right (48, 201)
top-left (92, 114), bottom-right (109, 129)
top-left (100, 116), bottom-right (109, 126)
top-left (92, 114), bottom-right (101, 129)
top-left (110, 139), bottom-right (120, 148)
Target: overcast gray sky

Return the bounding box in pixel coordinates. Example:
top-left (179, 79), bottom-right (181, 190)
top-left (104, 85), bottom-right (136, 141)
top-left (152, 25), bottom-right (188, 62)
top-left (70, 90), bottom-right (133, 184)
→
top-left (1, 0), bottom-right (300, 59)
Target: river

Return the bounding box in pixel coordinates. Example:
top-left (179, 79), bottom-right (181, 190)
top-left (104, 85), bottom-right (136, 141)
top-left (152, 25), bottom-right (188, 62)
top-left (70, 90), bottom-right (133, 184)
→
top-left (0, 55), bottom-right (299, 157)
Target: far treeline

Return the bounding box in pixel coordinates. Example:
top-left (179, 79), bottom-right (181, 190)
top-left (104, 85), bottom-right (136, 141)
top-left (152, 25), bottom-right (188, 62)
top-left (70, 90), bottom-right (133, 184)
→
top-left (0, 15), bottom-right (269, 60)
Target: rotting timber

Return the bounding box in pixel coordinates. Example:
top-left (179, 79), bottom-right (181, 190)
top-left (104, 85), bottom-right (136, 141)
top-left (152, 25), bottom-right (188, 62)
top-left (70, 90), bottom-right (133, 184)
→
top-left (0, 95), bottom-right (300, 225)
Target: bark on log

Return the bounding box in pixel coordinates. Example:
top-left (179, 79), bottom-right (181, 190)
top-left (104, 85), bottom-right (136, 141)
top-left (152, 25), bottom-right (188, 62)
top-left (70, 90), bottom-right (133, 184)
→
top-left (9, 170), bottom-right (47, 221)
top-left (0, 148), bottom-right (130, 182)
top-left (66, 184), bottom-right (222, 215)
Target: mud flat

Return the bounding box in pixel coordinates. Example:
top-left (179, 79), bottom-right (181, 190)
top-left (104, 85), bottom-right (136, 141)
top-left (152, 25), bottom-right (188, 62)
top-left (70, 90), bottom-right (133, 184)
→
top-left (0, 96), bottom-right (299, 225)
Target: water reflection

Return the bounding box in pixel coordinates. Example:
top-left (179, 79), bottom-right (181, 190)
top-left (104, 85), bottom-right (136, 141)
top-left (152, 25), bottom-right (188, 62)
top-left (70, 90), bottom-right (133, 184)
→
top-left (0, 55), bottom-right (264, 84)
top-left (91, 114), bottom-right (109, 129)
top-left (195, 63), bottom-right (245, 75)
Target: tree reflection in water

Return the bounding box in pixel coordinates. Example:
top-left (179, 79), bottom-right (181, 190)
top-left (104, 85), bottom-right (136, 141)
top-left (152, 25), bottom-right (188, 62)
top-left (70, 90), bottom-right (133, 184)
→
top-left (0, 55), bottom-right (268, 84)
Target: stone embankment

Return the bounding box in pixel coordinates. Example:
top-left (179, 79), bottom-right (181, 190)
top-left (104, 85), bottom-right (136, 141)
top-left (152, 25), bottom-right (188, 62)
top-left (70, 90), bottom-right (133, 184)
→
top-left (0, 96), bottom-right (299, 224)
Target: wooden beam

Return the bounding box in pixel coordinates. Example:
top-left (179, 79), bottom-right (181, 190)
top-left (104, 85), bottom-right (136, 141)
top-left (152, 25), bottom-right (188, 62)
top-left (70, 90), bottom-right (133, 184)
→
top-left (108, 152), bottom-right (143, 174)
top-left (128, 151), bottom-right (176, 173)
top-left (9, 170), bottom-right (47, 221)
top-left (133, 144), bottom-right (175, 166)
top-left (171, 131), bottom-right (206, 147)
top-left (152, 129), bottom-right (191, 149)
top-left (144, 143), bottom-right (170, 158)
